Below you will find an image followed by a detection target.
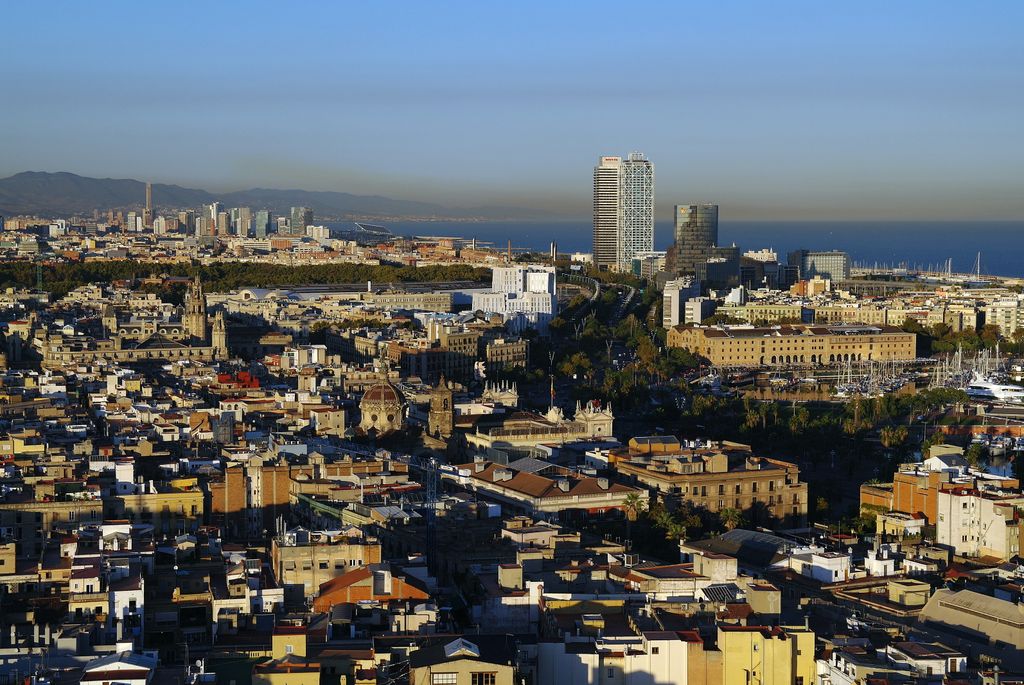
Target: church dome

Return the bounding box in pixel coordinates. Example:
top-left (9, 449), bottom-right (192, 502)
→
top-left (362, 380), bottom-right (404, 405)
top-left (359, 379), bottom-right (406, 436)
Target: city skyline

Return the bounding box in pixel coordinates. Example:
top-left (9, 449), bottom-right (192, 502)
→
top-left (3, 2), bottom-right (1023, 221)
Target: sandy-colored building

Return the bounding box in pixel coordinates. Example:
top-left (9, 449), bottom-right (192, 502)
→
top-left (409, 636), bottom-right (518, 685)
top-left (920, 588), bottom-right (1024, 650)
top-left (271, 528), bottom-right (382, 603)
top-left (717, 625), bottom-right (815, 685)
top-left (667, 323), bottom-right (915, 367)
top-left (613, 439), bottom-right (808, 527)
top-left (253, 626), bottom-right (320, 685)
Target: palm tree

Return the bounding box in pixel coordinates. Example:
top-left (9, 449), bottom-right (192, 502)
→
top-left (623, 492), bottom-right (647, 545)
top-left (719, 507), bottom-right (744, 531)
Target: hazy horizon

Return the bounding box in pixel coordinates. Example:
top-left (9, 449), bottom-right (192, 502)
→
top-left (3, 1), bottom-right (1023, 221)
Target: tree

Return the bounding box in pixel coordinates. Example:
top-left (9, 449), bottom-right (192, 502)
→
top-left (879, 425), bottom-right (909, 450)
top-left (719, 507), bottom-right (744, 531)
top-left (623, 492), bottom-right (648, 544)
top-left (965, 443), bottom-right (985, 470)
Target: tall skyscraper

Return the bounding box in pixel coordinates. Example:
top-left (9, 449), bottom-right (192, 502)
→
top-left (592, 156), bottom-right (622, 270)
top-left (671, 203), bottom-right (719, 276)
top-left (619, 152), bottom-right (654, 269)
top-left (290, 206), bottom-right (313, 235)
top-left (255, 210), bottom-right (273, 239)
top-left (143, 182), bottom-right (153, 228)
top-left (592, 153), bottom-right (654, 270)
top-left (216, 211), bottom-right (229, 236)
top-left (233, 207), bottom-right (252, 237)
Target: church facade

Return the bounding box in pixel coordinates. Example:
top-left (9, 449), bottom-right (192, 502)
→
top-left (40, 276), bottom-right (228, 369)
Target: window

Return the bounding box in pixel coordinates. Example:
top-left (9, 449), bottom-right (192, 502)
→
top-left (471, 674), bottom-right (496, 685)
top-left (433, 674), bottom-right (457, 685)
top-left (607, 669), bottom-right (615, 679)
top-left (285, 644), bottom-right (294, 654)
top-left (735, 484), bottom-right (741, 494)
top-left (651, 647), bottom-right (659, 655)
top-left (319, 562), bottom-right (329, 570)
top-left (751, 482), bottom-right (758, 493)
top-left (718, 484), bottom-right (724, 495)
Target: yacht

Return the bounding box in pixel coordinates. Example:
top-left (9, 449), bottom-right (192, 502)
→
top-left (965, 375), bottom-right (1024, 404)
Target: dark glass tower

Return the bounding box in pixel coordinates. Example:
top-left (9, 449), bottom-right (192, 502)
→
top-left (672, 203), bottom-right (719, 276)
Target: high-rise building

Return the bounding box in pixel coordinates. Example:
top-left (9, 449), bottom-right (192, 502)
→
top-left (235, 207), bottom-right (252, 237)
top-left (290, 206), bottom-right (313, 235)
top-left (592, 156), bottom-right (622, 270)
top-left (143, 182), bottom-right (153, 228)
top-left (788, 250), bottom-right (850, 281)
top-left (209, 202), bottom-right (223, 221)
top-left (217, 211), bottom-right (230, 236)
top-left (670, 203), bottom-right (719, 276)
top-left (255, 210), bottom-right (274, 239)
top-left (592, 154), bottom-right (655, 271)
top-left (618, 152), bottom-right (654, 269)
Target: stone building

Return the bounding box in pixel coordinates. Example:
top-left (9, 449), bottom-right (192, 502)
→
top-left (359, 377), bottom-right (406, 437)
top-left (428, 375), bottom-right (455, 439)
top-left (667, 323), bottom-right (916, 368)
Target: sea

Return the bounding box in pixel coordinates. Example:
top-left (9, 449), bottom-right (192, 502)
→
top-left (328, 220), bottom-right (1024, 278)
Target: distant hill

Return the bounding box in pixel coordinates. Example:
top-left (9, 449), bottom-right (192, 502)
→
top-left (0, 171), bottom-right (562, 220)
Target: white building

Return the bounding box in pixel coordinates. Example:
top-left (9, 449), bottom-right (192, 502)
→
top-left (592, 153), bottom-right (654, 271)
top-left (592, 156), bottom-right (622, 270)
top-left (471, 265), bottom-right (557, 334)
top-left (662, 278), bottom-right (700, 328)
top-left (936, 486), bottom-right (1024, 560)
top-left (684, 297), bottom-right (716, 325)
top-left (743, 248), bottom-right (778, 263)
top-left (984, 296), bottom-right (1024, 336)
top-left (538, 625), bottom-right (693, 685)
top-left (81, 651), bottom-right (157, 685)
top-left (884, 641), bottom-right (966, 677)
top-left (618, 153), bottom-right (654, 270)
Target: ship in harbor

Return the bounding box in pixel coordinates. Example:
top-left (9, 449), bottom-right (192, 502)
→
top-left (965, 374), bottom-right (1024, 404)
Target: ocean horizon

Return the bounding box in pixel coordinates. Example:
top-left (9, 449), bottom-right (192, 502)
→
top-left (331, 220), bottom-right (1024, 279)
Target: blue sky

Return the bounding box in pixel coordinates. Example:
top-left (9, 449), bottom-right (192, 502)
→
top-left (2, 1), bottom-right (1022, 220)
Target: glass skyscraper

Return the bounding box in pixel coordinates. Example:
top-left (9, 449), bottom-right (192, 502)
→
top-left (255, 209), bottom-right (273, 239)
top-left (671, 203), bottom-right (719, 276)
top-left (618, 152), bottom-right (654, 270)
top-left (592, 153), bottom-right (654, 271)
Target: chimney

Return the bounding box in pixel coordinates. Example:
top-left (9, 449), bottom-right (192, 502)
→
top-left (372, 569), bottom-right (393, 595)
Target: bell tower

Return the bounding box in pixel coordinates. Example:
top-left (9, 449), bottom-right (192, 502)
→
top-left (428, 375), bottom-right (454, 439)
top-left (183, 275), bottom-right (209, 344)
top-left (212, 310), bottom-right (228, 359)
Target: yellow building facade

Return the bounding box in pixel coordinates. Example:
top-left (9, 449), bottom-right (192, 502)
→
top-left (667, 324), bottom-right (916, 367)
top-left (718, 625), bottom-right (815, 685)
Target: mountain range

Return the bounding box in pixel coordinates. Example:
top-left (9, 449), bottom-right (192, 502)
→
top-left (0, 171), bottom-right (562, 221)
